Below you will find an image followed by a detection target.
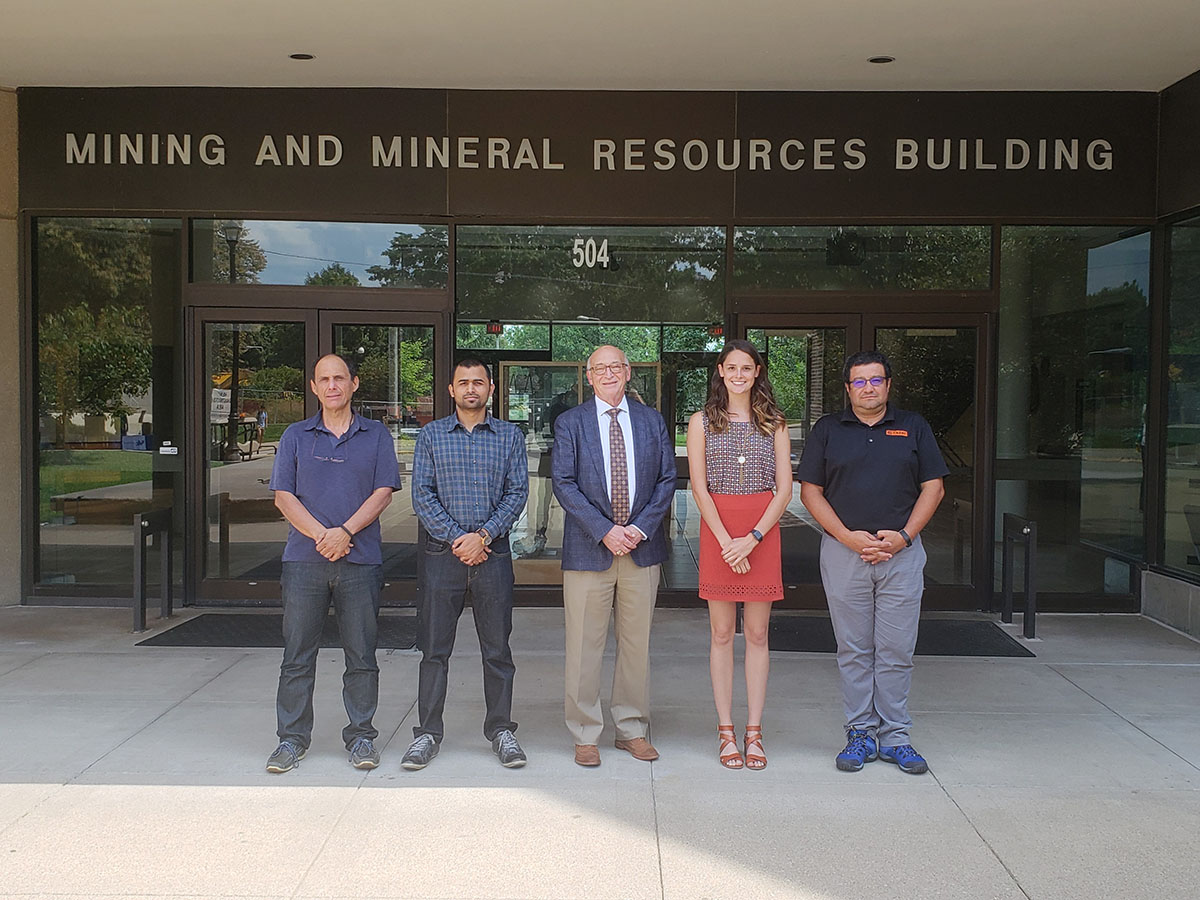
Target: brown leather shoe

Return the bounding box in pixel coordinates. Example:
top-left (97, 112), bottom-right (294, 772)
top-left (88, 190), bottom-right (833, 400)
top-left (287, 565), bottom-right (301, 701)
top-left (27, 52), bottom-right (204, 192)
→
top-left (574, 744), bottom-right (601, 767)
top-left (614, 737), bottom-right (659, 761)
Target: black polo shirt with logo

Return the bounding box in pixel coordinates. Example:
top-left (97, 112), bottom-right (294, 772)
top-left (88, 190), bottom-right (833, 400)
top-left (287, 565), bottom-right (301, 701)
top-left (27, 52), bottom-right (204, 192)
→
top-left (796, 405), bottom-right (949, 533)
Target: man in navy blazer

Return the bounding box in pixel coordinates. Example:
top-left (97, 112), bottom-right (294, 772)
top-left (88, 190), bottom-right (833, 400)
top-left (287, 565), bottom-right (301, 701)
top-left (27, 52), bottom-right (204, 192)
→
top-left (552, 345), bottom-right (677, 766)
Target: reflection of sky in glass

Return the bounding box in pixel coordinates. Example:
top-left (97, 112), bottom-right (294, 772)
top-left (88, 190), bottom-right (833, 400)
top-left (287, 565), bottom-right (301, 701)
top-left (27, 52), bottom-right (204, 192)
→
top-left (240, 221), bottom-right (425, 286)
top-left (1086, 232), bottom-right (1151, 299)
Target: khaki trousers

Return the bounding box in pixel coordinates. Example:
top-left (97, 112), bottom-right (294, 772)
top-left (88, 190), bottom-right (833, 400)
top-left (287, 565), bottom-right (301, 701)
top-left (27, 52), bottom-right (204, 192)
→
top-left (563, 554), bottom-right (660, 745)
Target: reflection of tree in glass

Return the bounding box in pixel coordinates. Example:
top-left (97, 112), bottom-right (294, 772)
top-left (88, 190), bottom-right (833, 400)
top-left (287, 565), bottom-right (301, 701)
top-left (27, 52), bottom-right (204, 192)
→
top-left (36, 219), bottom-right (162, 447)
top-left (335, 326), bottom-right (434, 423)
top-left (367, 228), bottom-right (450, 289)
top-left (734, 226), bottom-right (991, 291)
top-left (39, 304), bottom-right (151, 448)
top-left (1001, 228), bottom-right (1149, 458)
top-left (1167, 223), bottom-right (1200, 426)
top-left (456, 323), bottom-right (550, 352)
top-left (204, 221), bottom-right (267, 284)
top-left (764, 336), bottom-right (809, 420)
top-left (878, 330), bottom-right (975, 463)
top-left (305, 263), bottom-right (361, 287)
top-left (378, 225), bottom-right (723, 323)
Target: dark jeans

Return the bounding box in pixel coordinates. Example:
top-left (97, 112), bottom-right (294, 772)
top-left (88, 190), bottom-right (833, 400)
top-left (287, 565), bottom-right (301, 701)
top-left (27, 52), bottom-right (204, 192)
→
top-left (276, 560), bottom-right (383, 750)
top-left (416, 534), bottom-right (517, 743)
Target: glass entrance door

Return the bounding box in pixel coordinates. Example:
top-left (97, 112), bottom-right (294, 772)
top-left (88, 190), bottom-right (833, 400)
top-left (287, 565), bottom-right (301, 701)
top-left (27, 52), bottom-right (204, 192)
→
top-left (742, 313), bottom-right (987, 610)
top-left (321, 311), bottom-right (440, 605)
top-left (190, 308), bottom-right (440, 606)
top-left (497, 361), bottom-right (663, 587)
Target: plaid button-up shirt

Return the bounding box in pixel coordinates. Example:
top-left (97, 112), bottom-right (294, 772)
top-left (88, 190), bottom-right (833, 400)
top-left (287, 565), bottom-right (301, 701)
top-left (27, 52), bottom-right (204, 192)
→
top-left (411, 411), bottom-right (529, 542)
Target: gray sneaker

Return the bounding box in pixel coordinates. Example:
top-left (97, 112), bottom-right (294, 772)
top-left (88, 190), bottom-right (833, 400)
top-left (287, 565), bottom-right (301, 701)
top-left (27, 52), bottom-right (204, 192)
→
top-left (492, 729), bottom-right (527, 768)
top-left (400, 734), bottom-right (439, 770)
top-left (265, 740), bottom-right (306, 774)
top-left (348, 737), bottom-right (380, 770)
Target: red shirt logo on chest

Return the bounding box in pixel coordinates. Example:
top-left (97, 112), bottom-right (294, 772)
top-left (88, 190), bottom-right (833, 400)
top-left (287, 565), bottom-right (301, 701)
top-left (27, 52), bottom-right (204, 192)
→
top-left (885, 429), bottom-right (909, 437)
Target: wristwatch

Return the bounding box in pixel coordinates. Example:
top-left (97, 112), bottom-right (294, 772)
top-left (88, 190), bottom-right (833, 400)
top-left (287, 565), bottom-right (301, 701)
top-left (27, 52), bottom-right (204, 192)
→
top-left (750, 529), bottom-right (764, 543)
top-left (477, 527), bottom-right (492, 546)
top-left (898, 528), bottom-right (913, 548)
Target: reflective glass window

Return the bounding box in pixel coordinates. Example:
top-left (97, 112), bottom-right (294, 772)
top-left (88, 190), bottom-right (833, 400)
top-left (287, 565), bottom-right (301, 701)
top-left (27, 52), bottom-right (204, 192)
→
top-left (733, 225), bottom-right (992, 291)
top-left (456, 225), bottom-right (725, 322)
top-left (192, 220), bottom-right (449, 287)
top-left (35, 218), bottom-right (183, 588)
top-left (997, 226), bottom-right (1149, 600)
top-left (1164, 216), bottom-right (1200, 573)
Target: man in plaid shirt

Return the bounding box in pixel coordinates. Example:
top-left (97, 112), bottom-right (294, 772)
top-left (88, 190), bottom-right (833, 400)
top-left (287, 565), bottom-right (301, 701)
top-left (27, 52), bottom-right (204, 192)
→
top-left (401, 358), bottom-right (530, 770)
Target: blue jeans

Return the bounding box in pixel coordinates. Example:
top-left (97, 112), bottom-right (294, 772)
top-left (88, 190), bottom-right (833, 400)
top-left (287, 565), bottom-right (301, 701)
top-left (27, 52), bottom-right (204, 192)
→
top-left (416, 534), bottom-right (517, 742)
top-left (276, 560), bottom-right (383, 750)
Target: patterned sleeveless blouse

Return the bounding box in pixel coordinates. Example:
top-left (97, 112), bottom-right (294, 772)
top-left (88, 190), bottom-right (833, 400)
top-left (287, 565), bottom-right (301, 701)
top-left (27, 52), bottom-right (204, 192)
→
top-left (703, 414), bottom-right (776, 495)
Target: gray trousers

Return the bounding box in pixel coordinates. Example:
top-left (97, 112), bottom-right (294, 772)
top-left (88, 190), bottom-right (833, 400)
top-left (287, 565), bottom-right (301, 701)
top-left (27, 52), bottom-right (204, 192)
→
top-left (819, 533), bottom-right (927, 747)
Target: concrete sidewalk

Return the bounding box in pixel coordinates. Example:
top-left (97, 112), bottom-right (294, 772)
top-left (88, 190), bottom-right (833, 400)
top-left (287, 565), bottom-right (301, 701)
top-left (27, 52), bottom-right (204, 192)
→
top-left (0, 605), bottom-right (1198, 900)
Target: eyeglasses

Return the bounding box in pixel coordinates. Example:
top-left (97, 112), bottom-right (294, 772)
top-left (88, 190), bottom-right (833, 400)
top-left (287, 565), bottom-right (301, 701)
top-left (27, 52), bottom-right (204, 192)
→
top-left (589, 362), bottom-right (628, 376)
top-left (848, 376), bottom-right (887, 389)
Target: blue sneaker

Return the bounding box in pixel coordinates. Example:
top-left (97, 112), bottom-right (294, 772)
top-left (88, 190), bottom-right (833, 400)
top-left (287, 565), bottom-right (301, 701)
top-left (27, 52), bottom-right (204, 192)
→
top-left (878, 744), bottom-right (928, 774)
top-left (835, 729), bottom-right (878, 772)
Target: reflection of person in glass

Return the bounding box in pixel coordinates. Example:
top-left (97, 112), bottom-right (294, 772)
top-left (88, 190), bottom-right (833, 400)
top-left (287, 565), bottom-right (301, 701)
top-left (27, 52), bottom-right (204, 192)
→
top-left (686, 340), bottom-right (791, 770)
top-left (401, 359), bottom-right (530, 771)
top-left (516, 381), bottom-right (576, 557)
top-left (797, 350), bottom-right (947, 776)
top-left (552, 345), bottom-right (676, 767)
top-left (265, 354), bottom-right (401, 774)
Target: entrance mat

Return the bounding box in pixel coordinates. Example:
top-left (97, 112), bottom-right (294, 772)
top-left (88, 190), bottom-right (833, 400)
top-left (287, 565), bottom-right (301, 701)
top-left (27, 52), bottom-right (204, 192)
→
top-left (769, 616), bottom-right (1035, 657)
top-left (136, 613), bottom-right (417, 650)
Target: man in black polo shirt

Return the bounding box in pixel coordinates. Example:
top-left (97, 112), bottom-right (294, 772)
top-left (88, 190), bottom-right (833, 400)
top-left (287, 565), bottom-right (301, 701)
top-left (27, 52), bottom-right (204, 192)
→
top-left (797, 350), bottom-right (947, 775)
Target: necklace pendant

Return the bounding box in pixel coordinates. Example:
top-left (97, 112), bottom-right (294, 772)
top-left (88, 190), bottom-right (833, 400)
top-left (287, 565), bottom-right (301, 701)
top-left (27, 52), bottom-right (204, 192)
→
top-left (737, 455), bottom-right (746, 465)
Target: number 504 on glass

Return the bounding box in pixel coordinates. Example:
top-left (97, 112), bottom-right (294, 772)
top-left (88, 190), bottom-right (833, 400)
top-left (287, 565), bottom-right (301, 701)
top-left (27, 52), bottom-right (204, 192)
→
top-left (571, 237), bottom-right (610, 269)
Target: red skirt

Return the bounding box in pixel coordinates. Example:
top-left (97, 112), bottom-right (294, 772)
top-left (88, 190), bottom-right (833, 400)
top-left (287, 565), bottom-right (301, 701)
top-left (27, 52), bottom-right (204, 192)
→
top-left (698, 491), bottom-right (783, 602)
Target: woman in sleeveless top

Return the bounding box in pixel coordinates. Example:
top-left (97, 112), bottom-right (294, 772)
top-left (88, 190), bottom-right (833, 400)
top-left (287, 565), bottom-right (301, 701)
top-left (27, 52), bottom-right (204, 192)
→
top-left (686, 339), bottom-right (792, 770)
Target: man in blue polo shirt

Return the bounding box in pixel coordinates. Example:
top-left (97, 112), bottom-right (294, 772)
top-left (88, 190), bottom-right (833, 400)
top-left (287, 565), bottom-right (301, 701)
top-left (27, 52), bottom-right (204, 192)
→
top-left (400, 358), bottom-right (529, 770)
top-left (265, 354), bottom-right (401, 774)
top-left (798, 350), bottom-right (947, 775)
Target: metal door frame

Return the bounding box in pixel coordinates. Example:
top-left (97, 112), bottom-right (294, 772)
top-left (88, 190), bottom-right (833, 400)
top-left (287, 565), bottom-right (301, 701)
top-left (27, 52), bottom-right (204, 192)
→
top-left (737, 308), bottom-right (993, 612)
top-left (187, 305), bottom-right (450, 606)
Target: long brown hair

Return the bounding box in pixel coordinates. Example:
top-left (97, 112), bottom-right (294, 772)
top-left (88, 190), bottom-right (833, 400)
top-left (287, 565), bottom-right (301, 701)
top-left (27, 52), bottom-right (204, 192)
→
top-left (704, 339), bottom-right (785, 436)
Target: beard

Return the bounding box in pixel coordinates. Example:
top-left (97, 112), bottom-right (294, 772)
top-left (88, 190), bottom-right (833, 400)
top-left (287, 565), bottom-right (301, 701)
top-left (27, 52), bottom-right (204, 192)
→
top-left (455, 394), bottom-right (489, 410)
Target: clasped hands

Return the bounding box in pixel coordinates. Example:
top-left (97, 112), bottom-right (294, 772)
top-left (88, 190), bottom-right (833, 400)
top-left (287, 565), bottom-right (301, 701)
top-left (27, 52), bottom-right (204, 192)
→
top-left (314, 526), bottom-right (352, 561)
top-left (602, 525), bottom-right (644, 557)
top-left (846, 529), bottom-right (906, 564)
top-left (720, 534), bottom-right (758, 575)
top-left (452, 531), bottom-right (490, 566)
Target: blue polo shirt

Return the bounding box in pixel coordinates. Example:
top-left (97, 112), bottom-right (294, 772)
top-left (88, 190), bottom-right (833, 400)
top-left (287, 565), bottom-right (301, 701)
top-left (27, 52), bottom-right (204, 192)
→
top-left (796, 405), bottom-right (948, 533)
top-left (269, 411), bottom-right (402, 565)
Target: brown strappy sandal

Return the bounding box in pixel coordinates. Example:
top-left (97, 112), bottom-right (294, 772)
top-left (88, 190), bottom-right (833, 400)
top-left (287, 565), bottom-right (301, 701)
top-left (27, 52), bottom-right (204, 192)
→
top-left (744, 726), bottom-right (767, 770)
top-left (718, 724), bottom-right (744, 769)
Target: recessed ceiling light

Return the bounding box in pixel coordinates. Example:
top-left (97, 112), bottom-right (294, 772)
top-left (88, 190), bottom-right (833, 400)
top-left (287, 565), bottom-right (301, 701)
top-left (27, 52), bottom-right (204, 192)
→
top-left (289, 53), bottom-right (315, 60)
top-left (869, 56), bottom-right (895, 64)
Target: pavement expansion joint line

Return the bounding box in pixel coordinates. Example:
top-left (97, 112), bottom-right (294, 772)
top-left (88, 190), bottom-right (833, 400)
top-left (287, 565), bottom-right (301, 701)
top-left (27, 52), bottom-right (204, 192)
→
top-left (66, 651), bottom-right (251, 785)
top-left (649, 749), bottom-right (666, 900)
top-left (0, 652), bottom-right (46, 689)
top-left (287, 779), bottom-right (362, 900)
top-left (1047, 664), bottom-right (1200, 773)
top-left (935, 769), bottom-right (1035, 900)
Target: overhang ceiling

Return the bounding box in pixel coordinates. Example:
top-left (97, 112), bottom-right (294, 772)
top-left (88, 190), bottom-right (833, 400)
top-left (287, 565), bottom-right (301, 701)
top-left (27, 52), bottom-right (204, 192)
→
top-left (1, 0), bottom-right (1199, 92)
